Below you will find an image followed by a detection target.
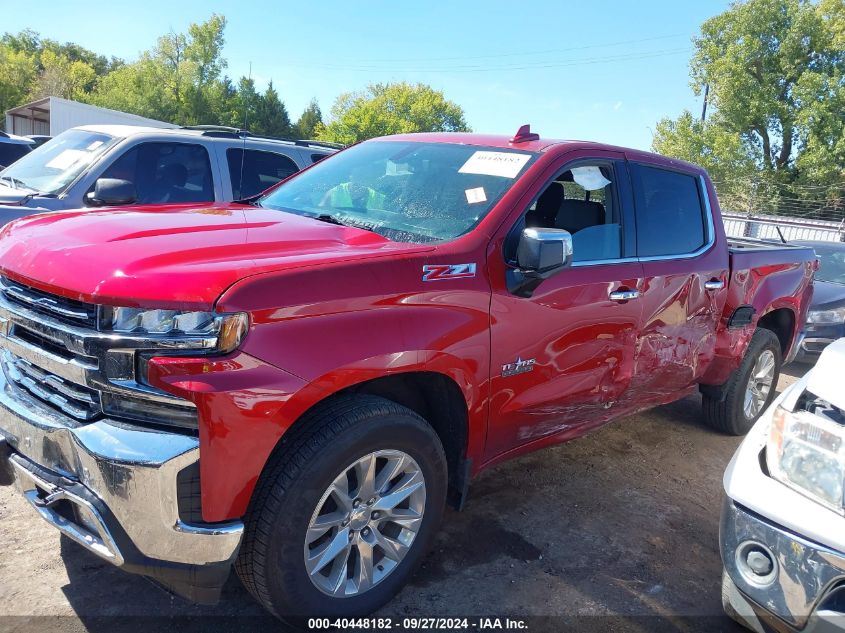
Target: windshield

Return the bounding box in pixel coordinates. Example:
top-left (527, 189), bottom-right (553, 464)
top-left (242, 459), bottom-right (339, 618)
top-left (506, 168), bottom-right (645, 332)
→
top-left (812, 244), bottom-right (845, 284)
top-left (0, 129), bottom-right (118, 195)
top-left (258, 141), bottom-right (537, 243)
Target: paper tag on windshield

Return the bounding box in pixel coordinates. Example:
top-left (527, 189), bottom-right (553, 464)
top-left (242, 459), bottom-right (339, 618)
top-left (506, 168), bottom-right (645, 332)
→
top-left (465, 187), bottom-right (487, 204)
top-left (87, 140), bottom-right (104, 151)
top-left (458, 151), bottom-right (531, 179)
top-left (45, 149), bottom-right (86, 170)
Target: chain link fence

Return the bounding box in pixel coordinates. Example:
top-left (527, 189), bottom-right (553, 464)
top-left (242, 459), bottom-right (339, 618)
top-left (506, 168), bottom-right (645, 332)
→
top-left (716, 179), bottom-right (845, 243)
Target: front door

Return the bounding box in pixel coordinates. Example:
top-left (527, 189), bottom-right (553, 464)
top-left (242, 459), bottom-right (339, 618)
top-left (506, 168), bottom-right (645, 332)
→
top-left (485, 152), bottom-right (644, 459)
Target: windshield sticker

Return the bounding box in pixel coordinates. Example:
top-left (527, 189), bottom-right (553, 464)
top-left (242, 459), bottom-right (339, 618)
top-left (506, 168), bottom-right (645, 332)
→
top-left (45, 149), bottom-right (87, 170)
top-left (458, 151), bottom-right (531, 179)
top-left (86, 140), bottom-right (104, 151)
top-left (464, 187), bottom-right (487, 204)
top-left (571, 166), bottom-right (611, 190)
top-left (422, 263), bottom-right (477, 282)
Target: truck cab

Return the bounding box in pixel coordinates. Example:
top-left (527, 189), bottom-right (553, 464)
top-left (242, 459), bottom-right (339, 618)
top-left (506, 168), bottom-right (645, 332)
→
top-left (0, 129), bottom-right (815, 622)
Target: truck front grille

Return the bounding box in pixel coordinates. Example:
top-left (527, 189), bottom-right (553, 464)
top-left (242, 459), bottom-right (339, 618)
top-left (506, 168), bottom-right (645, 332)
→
top-left (0, 349), bottom-right (101, 421)
top-left (0, 276), bottom-right (98, 328)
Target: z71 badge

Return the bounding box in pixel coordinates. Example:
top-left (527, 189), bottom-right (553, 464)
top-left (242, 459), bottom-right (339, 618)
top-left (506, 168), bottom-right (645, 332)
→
top-left (501, 357), bottom-right (536, 377)
top-left (422, 263), bottom-right (477, 282)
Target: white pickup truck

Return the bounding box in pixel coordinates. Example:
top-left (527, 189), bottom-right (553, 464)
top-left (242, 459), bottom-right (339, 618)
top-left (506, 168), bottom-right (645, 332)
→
top-left (0, 124), bottom-right (338, 225)
top-left (722, 338), bottom-right (845, 632)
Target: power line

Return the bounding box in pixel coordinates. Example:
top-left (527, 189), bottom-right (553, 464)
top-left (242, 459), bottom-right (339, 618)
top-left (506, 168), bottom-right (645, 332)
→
top-left (296, 33), bottom-right (688, 65)
top-left (278, 47), bottom-right (692, 74)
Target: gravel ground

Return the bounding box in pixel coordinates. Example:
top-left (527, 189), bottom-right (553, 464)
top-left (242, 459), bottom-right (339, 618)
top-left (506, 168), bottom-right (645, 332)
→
top-left (0, 363), bottom-right (808, 632)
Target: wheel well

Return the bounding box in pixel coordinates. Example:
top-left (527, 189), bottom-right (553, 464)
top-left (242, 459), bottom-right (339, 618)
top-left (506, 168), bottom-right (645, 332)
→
top-left (343, 372), bottom-right (470, 507)
top-left (757, 308), bottom-right (795, 357)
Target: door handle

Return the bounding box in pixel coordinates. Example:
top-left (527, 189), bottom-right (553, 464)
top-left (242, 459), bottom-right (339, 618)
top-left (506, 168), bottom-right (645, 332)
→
top-left (704, 279), bottom-right (725, 291)
top-left (609, 289), bottom-right (640, 301)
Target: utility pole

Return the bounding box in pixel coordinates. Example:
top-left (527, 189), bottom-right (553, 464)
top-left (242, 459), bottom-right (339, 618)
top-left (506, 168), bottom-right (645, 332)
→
top-left (701, 83), bottom-right (710, 122)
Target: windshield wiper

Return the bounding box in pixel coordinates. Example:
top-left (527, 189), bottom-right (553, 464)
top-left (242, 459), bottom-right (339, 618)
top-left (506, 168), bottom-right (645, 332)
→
top-left (311, 213), bottom-right (350, 227)
top-left (0, 175), bottom-right (38, 194)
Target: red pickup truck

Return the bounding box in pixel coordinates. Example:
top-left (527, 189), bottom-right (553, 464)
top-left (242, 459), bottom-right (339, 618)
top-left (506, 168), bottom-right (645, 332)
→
top-left (0, 127), bottom-right (814, 621)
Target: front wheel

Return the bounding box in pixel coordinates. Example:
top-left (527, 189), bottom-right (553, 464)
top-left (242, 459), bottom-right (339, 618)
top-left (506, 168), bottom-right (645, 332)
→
top-left (701, 328), bottom-right (782, 436)
top-left (235, 395), bottom-right (447, 622)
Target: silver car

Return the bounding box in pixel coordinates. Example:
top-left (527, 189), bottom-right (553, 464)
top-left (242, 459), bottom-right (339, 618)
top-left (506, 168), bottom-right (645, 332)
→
top-left (722, 338), bottom-right (845, 632)
top-left (0, 124), bottom-right (339, 225)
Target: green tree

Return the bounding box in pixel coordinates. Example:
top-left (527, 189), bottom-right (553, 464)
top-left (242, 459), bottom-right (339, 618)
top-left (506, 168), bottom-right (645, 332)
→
top-left (293, 98), bottom-right (323, 139)
top-left (91, 14), bottom-right (229, 125)
top-left (253, 81), bottom-right (292, 137)
top-left (0, 44), bottom-right (36, 126)
top-left (30, 49), bottom-right (97, 101)
top-left (228, 76), bottom-right (260, 129)
top-left (319, 82), bottom-right (470, 144)
top-left (653, 0), bottom-right (845, 212)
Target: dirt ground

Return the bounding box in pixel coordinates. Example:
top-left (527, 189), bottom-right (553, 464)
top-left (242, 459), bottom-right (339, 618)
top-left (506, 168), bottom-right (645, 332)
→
top-left (0, 363), bottom-right (809, 632)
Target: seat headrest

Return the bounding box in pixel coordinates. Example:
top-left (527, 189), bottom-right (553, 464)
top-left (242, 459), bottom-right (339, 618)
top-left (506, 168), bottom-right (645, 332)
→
top-left (555, 199), bottom-right (605, 234)
top-left (526, 182), bottom-right (564, 228)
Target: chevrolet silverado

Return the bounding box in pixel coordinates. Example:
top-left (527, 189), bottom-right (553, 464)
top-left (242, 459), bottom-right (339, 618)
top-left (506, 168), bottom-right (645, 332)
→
top-left (0, 126), bottom-right (816, 621)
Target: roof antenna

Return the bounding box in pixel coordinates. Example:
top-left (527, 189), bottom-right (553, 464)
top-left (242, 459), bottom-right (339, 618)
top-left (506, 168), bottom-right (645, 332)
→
top-left (510, 124), bottom-right (539, 144)
top-left (237, 62), bottom-right (252, 201)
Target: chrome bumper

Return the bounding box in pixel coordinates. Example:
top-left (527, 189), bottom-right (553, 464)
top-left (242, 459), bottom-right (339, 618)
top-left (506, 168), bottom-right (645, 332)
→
top-left (721, 499), bottom-right (845, 631)
top-left (0, 365), bottom-right (243, 568)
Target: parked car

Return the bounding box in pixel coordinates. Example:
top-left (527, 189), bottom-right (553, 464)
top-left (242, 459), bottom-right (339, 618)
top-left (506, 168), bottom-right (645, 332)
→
top-left (0, 131), bottom-right (34, 170)
top-left (790, 240), bottom-right (845, 363)
top-left (0, 124), bottom-right (339, 225)
top-left (0, 127), bottom-right (816, 621)
top-left (24, 135), bottom-right (52, 148)
top-left (722, 337), bottom-right (845, 632)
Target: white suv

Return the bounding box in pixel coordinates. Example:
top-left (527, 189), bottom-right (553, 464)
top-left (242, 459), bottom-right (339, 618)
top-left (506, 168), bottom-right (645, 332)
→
top-left (0, 125), bottom-right (339, 224)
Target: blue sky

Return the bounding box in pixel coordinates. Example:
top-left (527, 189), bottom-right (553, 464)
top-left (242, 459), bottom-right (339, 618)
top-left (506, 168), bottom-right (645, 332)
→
top-left (1, 0), bottom-right (733, 149)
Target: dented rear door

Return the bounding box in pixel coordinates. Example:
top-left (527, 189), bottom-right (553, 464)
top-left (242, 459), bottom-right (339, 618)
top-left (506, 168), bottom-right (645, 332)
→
top-left (627, 161), bottom-right (729, 398)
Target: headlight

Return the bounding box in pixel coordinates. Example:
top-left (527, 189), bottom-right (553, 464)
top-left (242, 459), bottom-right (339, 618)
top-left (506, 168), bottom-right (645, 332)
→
top-left (767, 404), bottom-right (845, 513)
top-left (101, 307), bottom-right (249, 353)
top-left (807, 306), bottom-right (845, 324)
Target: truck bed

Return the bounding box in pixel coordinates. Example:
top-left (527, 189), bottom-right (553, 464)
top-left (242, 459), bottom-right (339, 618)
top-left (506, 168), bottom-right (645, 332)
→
top-left (728, 237), bottom-right (818, 270)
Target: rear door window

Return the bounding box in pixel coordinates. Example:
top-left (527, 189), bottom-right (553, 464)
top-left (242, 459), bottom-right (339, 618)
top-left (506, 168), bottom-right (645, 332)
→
top-left (631, 164), bottom-right (708, 257)
top-left (99, 142), bottom-right (214, 204)
top-left (227, 149), bottom-right (299, 199)
top-left (0, 143), bottom-right (31, 168)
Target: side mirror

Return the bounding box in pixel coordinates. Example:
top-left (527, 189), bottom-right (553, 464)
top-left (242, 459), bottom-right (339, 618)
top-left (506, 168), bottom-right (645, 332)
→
top-left (86, 178), bottom-right (137, 206)
top-left (509, 227), bottom-right (573, 297)
top-left (516, 227), bottom-right (573, 274)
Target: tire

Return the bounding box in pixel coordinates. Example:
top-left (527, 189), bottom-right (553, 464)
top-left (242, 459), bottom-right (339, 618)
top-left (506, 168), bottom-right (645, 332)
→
top-left (702, 328), bottom-right (782, 436)
top-left (235, 394), bottom-right (447, 622)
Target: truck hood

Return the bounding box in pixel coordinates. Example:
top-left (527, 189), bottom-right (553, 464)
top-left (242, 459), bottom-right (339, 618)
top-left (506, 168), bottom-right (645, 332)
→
top-left (0, 203), bottom-right (429, 310)
top-left (807, 338), bottom-right (845, 412)
top-left (0, 183), bottom-right (31, 205)
top-left (810, 280), bottom-right (845, 309)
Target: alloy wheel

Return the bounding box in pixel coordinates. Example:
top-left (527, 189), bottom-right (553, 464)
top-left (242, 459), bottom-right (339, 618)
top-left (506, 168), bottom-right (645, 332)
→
top-left (303, 449), bottom-right (426, 597)
top-left (743, 349), bottom-right (776, 419)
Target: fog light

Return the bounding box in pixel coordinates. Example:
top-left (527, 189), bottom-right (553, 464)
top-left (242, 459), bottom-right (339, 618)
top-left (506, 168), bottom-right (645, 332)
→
top-left (736, 541), bottom-right (778, 586)
top-left (746, 549), bottom-right (773, 576)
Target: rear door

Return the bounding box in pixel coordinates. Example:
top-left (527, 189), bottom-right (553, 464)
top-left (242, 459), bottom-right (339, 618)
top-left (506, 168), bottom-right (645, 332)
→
top-left (226, 148), bottom-right (300, 199)
top-left (627, 161), bottom-right (729, 398)
top-left (485, 151), bottom-right (645, 459)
